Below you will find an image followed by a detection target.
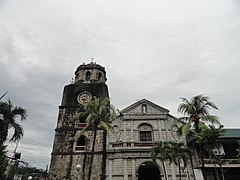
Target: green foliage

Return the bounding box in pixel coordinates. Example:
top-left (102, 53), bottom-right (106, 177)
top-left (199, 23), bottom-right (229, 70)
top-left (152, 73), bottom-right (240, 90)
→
top-left (74, 97), bottom-right (116, 180)
top-left (151, 141), bottom-right (169, 180)
top-left (167, 142), bottom-right (190, 168)
top-left (211, 154), bottom-right (229, 166)
top-left (194, 125), bottom-right (225, 153)
top-left (151, 141), bottom-right (190, 180)
top-left (17, 165), bottom-right (47, 180)
top-left (151, 141), bottom-right (168, 162)
top-left (190, 124), bottom-right (226, 180)
top-left (75, 97), bottom-right (116, 139)
top-left (0, 144), bottom-right (7, 178)
top-left (177, 94), bottom-right (220, 135)
top-left (0, 98), bottom-right (27, 145)
top-left (211, 154), bottom-right (229, 180)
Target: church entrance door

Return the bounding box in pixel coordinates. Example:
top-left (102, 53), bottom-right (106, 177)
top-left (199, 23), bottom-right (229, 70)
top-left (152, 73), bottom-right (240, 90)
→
top-left (138, 161), bottom-right (161, 180)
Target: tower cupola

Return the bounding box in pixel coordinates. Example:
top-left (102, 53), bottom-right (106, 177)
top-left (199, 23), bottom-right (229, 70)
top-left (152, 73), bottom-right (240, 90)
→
top-left (74, 62), bottom-right (107, 83)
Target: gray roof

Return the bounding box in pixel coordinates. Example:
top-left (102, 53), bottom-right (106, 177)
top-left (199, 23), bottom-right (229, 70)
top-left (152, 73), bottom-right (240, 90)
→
top-left (222, 129), bottom-right (240, 138)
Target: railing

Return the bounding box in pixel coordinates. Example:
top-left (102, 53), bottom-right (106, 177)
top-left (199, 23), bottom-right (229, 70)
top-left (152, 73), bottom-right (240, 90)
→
top-left (111, 142), bottom-right (156, 148)
top-left (134, 142), bottom-right (155, 147)
top-left (77, 123), bottom-right (87, 129)
top-left (203, 158), bottom-right (240, 167)
top-left (75, 146), bottom-right (85, 151)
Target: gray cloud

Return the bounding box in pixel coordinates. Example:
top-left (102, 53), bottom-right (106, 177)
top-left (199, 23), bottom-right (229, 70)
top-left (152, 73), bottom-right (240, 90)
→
top-left (1, 0), bottom-right (240, 169)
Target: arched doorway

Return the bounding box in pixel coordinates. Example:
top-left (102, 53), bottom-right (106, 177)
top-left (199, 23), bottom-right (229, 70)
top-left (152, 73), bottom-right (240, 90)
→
top-left (138, 161), bottom-right (161, 180)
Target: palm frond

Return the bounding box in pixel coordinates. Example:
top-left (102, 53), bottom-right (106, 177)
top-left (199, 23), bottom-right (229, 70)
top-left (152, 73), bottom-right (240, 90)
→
top-left (99, 121), bottom-right (112, 132)
top-left (12, 107), bottom-right (27, 120)
top-left (178, 122), bottom-right (191, 136)
top-left (74, 124), bottom-right (93, 139)
top-left (9, 123), bottom-right (24, 142)
top-left (0, 92), bottom-right (7, 100)
top-left (201, 115), bottom-right (220, 125)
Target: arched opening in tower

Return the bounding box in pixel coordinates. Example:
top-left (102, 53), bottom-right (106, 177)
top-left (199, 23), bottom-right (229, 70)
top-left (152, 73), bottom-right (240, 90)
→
top-left (85, 71), bottom-right (91, 81)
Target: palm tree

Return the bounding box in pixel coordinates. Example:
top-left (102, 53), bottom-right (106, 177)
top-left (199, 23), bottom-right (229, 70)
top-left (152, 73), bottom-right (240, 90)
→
top-left (75, 97), bottom-right (115, 180)
top-left (177, 94), bottom-right (220, 135)
top-left (195, 125), bottom-right (225, 154)
top-left (194, 125), bottom-right (226, 180)
top-left (151, 141), bottom-right (170, 180)
top-left (176, 95), bottom-right (220, 180)
top-left (0, 99), bottom-right (27, 146)
top-left (168, 142), bottom-right (190, 180)
top-left (211, 154), bottom-right (228, 180)
top-left (0, 144), bottom-right (7, 178)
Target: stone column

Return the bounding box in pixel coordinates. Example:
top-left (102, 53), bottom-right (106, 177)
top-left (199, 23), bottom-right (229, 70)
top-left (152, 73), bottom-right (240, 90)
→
top-left (108, 159), bottom-right (112, 180)
top-left (130, 119), bottom-right (134, 142)
top-left (164, 120), bottom-right (170, 140)
top-left (124, 159), bottom-right (128, 180)
top-left (170, 164), bottom-right (176, 180)
top-left (131, 158), bottom-right (136, 180)
top-left (123, 119), bottom-right (126, 142)
top-left (158, 119), bottom-right (162, 140)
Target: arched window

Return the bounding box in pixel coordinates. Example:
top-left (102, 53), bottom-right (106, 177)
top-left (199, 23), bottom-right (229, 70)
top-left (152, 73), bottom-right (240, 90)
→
top-left (85, 71), bottom-right (91, 81)
top-left (76, 135), bottom-right (85, 146)
top-left (138, 124), bottom-right (153, 141)
top-left (97, 72), bottom-right (102, 81)
top-left (79, 117), bottom-right (85, 123)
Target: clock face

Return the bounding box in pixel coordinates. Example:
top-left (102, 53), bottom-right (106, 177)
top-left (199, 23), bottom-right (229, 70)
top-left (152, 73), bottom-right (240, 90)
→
top-left (77, 91), bottom-right (92, 104)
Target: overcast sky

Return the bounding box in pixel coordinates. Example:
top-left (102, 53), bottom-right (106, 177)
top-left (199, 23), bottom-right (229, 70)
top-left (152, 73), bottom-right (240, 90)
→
top-left (1, 0), bottom-right (240, 169)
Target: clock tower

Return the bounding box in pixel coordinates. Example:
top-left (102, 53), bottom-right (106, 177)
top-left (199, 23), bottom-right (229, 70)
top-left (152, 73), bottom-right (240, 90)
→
top-left (49, 62), bottom-right (109, 180)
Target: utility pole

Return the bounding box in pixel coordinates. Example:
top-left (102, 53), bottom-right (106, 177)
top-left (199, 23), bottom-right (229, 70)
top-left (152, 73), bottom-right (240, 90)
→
top-left (7, 140), bottom-right (21, 180)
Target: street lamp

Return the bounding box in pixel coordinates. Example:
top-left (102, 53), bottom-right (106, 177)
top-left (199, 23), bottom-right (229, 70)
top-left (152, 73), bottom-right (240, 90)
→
top-left (28, 176), bottom-right (33, 180)
top-left (76, 164), bottom-right (81, 180)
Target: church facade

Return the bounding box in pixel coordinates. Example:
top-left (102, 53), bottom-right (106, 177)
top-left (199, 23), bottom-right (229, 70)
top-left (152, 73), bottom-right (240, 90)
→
top-left (49, 62), bottom-right (195, 180)
top-left (106, 99), bottom-right (195, 180)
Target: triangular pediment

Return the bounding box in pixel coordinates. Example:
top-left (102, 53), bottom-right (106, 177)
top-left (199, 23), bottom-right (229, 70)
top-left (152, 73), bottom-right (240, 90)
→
top-left (121, 99), bottom-right (169, 114)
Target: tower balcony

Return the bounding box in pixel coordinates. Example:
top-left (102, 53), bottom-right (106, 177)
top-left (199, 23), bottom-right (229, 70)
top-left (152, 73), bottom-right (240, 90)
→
top-left (110, 141), bottom-right (156, 148)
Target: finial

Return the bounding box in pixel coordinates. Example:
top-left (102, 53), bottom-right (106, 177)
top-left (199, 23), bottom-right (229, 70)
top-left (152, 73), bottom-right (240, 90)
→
top-left (70, 78), bottom-right (74, 84)
top-left (91, 58), bottom-right (94, 63)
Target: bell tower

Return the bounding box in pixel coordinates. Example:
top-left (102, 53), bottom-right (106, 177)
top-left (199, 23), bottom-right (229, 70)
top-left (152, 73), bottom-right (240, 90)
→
top-left (49, 62), bottom-right (109, 180)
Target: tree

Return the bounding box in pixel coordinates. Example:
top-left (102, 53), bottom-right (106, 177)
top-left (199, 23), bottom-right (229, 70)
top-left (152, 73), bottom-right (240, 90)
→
top-left (151, 141), bottom-right (170, 180)
top-left (194, 125), bottom-right (226, 180)
top-left (168, 142), bottom-right (190, 180)
top-left (151, 141), bottom-right (190, 180)
top-left (177, 94), bottom-right (220, 135)
top-left (0, 144), bottom-right (7, 179)
top-left (194, 125), bottom-right (225, 154)
top-left (75, 97), bottom-right (115, 180)
top-left (0, 99), bottom-right (27, 146)
top-left (17, 165), bottom-right (48, 180)
top-left (176, 95), bottom-right (221, 180)
top-left (211, 154), bottom-right (228, 180)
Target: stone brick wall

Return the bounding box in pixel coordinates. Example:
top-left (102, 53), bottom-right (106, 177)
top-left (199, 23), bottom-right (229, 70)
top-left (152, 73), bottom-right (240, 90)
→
top-left (106, 100), bottom-right (194, 180)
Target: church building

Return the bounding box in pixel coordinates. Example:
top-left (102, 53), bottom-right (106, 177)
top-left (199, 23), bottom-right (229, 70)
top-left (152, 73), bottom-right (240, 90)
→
top-left (106, 99), bottom-right (195, 180)
top-left (49, 62), bottom-right (195, 180)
